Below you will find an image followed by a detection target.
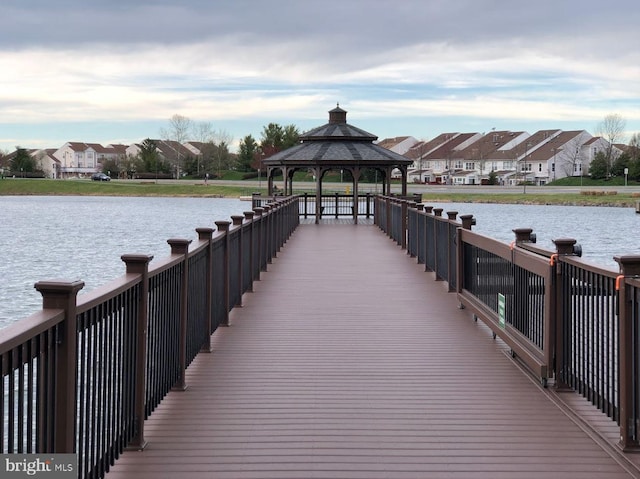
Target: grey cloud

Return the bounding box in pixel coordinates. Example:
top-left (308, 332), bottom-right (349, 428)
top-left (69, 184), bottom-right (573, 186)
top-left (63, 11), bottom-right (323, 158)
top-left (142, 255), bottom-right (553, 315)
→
top-left (1, 0), bottom-right (638, 66)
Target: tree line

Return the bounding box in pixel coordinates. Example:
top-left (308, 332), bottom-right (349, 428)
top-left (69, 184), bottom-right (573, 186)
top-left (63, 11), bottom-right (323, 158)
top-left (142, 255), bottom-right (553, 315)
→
top-left (2, 113), bottom-right (639, 182)
top-left (104, 114), bottom-right (302, 179)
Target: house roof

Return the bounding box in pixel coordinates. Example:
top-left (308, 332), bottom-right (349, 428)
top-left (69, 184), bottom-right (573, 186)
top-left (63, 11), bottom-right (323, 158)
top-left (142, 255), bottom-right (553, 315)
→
top-left (526, 130), bottom-right (588, 161)
top-left (405, 133), bottom-right (459, 160)
top-left (423, 133), bottom-right (478, 160)
top-left (376, 136), bottom-right (411, 149)
top-left (453, 131), bottom-right (525, 160)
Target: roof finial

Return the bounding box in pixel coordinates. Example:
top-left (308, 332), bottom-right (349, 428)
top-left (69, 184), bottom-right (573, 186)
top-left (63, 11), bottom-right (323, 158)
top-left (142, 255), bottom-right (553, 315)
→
top-left (337, 102), bottom-right (339, 108)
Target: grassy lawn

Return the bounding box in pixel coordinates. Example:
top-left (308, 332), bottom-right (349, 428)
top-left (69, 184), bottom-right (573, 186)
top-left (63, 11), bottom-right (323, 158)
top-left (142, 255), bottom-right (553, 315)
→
top-left (0, 178), bottom-right (265, 198)
top-left (418, 192), bottom-right (640, 207)
top-left (2, 177), bottom-right (639, 207)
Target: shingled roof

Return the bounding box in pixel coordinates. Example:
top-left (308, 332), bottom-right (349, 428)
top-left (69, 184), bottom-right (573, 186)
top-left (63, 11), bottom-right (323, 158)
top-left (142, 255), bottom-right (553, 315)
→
top-left (262, 106), bottom-right (412, 168)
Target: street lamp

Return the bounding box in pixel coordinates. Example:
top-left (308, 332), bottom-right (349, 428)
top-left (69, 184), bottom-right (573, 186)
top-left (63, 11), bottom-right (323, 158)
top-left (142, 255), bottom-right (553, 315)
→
top-left (522, 141), bottom-right (531, 194)
top-left (579, 162), bottom-right (583, 188)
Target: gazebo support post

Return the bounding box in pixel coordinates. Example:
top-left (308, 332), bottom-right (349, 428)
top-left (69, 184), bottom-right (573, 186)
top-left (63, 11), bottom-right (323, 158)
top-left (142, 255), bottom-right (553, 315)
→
top-left (287, 169), bottom-right (295, 195)
top-left (352, 167), bottom-right (360, 225)
top-left (315, 166), bottom-right (322, 224)
top-left (267, 167), bottom-right (274, 196)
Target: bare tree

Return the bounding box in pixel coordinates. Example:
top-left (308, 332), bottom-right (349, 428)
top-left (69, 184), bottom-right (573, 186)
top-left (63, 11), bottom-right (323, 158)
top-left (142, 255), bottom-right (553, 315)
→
top-left (160, 114), bottom-right (193, 175)
top-left (161, 114), bottom-right (193, 144)
top-left (596, 113), bottom-right (627, 174)
top-left (556, 136), bottom-right (586, 177)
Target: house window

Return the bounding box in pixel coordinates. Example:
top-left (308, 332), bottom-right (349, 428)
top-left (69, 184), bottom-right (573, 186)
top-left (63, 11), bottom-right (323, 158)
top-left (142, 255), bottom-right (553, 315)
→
top-left (538, 163), bottom-right (542, 172)
top-left (454, 160), bottom-right (463, 169)
top-left (465, 162), bottom-right (474, 170)
top-left (504, 161), bottom-right (513, 169)
top-left (491, 162), bottom-right (498, 171)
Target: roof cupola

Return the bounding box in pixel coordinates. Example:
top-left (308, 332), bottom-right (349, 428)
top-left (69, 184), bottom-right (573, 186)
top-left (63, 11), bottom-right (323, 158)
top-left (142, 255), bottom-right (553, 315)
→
top-left (328, 103), bottom-right (347, 124)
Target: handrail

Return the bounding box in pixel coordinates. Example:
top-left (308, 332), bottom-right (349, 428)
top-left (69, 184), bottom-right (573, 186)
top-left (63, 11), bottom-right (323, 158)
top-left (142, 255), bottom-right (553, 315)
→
top-left (375, 193), bottom-right (640, 451)
top-left (0, 195), bottom-right (300, 479)
top-left (253, 193), bottom-right (378, 219)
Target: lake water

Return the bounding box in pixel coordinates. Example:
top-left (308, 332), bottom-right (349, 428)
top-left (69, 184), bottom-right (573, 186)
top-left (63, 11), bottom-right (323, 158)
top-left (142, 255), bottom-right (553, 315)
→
top-left (1, 196), bottom-right (245, 328)
top-left (1, 196), bottom-right (638, 328)
top-left (425, 201), bottom-right (640, 266)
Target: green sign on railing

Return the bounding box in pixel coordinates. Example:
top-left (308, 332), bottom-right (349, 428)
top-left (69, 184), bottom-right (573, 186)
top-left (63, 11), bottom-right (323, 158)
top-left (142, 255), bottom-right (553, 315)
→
top-left (498, 293), bottom-right (506, 329)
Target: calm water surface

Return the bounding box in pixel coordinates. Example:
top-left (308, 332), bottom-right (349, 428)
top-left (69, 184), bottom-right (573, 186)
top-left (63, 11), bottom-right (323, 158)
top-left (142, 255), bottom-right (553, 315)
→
top-left (1, 196), bottom-right (244, 327)
top-left (427, 202), bottom-right (640, 266)
top-left (1, 196), bottom-right (639, 327)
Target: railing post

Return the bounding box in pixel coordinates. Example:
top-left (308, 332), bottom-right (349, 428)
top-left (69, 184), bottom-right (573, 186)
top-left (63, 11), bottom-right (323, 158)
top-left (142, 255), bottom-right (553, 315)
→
top-left (303, 192), bottom-right (308, 219)
top-left (366, 193), bottom-right (371, 218)
top-left (460, 214), bottom-right (474, 231)
top-left (167, 238), bottom-right (192, 391)
top-left (215, 221), bottom-right (231, 326)
top-left (231, 215), bottom-right (245, 307)
top-left (120, 254), bottom-right (153, 450)
top-left (616, 255), bottom-right (640, 451)
top-left (385, 196), bottom-right (391, 236)
top-left (244, 211), bottom-right (256, 289)
top-left (456, 215), bottom-right (474, 295)
top-left (513, 228), bottom-right (535, 244)
top-left (552, 237), bottom-right (578, 391)
top-left (446, 212), bottom-right (458, 291)
top-left (401, 199), bottom-right (408, 249)
top-left (33, 279), bottom-right (85, 453)
top-left (195, 228), bottom-right (214, 352)
top-left (263, 205), bottom-right (273, 264)
top-left (253, 208), bottom-right (265, 273)
top-left (432, 208), bottom-right (443, 279)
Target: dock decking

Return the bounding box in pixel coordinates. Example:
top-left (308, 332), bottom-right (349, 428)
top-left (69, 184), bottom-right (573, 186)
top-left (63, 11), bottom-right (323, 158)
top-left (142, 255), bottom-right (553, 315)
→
top-left (107, 223), bottom-right (638, 478)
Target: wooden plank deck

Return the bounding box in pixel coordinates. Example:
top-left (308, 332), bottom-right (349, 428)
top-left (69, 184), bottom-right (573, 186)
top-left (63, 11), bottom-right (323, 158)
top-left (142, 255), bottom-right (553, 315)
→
top-left (107, 223), bottom-right (639, 479)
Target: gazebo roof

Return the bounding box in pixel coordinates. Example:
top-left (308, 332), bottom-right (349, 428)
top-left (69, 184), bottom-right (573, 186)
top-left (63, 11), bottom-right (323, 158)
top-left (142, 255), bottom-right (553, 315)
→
top-left (262, 106), bottom-right (412, 167)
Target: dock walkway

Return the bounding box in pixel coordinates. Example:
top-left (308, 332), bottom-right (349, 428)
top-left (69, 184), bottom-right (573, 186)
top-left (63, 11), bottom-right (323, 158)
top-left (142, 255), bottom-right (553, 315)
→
top-left (107, 223), bottom-right (637, 478)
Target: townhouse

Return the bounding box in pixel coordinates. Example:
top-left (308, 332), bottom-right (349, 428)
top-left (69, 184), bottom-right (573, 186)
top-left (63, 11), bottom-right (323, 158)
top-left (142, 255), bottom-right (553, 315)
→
top-left (52, 142), bottom-right (128, 178)
top-left (396, 128), bottom-right (617, 185)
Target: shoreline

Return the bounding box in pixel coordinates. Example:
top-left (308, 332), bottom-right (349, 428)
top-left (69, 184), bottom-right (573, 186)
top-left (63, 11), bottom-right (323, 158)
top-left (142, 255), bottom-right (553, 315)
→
top-left (2, 178), bottom-right (640, 208)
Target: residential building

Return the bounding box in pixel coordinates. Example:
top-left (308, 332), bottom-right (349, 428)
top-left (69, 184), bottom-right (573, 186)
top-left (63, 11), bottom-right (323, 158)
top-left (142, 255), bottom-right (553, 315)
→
top-left (399, 129), bottom-right (605, 186)
top-left (32, 149), bottom-right (61, 178)
top-left (376, 136), bottom-right (418, 155)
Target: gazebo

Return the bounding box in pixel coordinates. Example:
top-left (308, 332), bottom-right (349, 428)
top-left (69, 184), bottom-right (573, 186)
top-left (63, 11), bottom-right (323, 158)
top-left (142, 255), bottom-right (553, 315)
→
top-left (262, 105), bottom-right (413, 223)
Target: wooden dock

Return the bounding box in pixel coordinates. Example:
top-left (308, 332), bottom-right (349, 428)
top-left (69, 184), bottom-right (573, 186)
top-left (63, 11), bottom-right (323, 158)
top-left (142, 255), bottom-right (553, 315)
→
top-left (106, 223), bottom-right (639, 478)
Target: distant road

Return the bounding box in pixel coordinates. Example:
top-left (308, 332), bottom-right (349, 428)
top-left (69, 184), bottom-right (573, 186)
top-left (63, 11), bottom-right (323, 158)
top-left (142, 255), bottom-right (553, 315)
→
top-left (216, 180), bottom-right (640, 195)
top-left (129, 179), bottom-right (640, 195)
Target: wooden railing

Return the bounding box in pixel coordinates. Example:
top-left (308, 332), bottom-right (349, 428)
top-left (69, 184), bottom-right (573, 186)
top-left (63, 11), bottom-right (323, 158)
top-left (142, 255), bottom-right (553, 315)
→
top-left (375, 194), bottom-right (640, 451)
top-left (253, 193), bottom-right (420, 219)
top-left (0, 196), bottom-right (300, 479)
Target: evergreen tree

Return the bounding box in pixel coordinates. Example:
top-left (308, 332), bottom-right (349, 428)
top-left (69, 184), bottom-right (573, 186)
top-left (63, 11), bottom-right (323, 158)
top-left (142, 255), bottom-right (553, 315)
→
top-left (610, 153), bottom-right (630, 177)
top-left (11, 147), bottom-right (35, 173)
top-left (588, 151), bottom-right (608, 179)
top-left (238, 135), bottom-right (258, 172)
top-left (260, 123), bottom-right (300, 157)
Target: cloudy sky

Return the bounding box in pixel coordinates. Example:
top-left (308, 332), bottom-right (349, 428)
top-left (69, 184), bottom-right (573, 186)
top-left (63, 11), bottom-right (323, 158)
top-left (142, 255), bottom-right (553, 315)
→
top-left (1, 0), bottom-right (639, 152)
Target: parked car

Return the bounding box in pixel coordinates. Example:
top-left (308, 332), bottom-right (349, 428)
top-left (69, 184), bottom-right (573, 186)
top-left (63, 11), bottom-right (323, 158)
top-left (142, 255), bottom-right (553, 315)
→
top-left (91, 173), bottom-right (111, 181)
